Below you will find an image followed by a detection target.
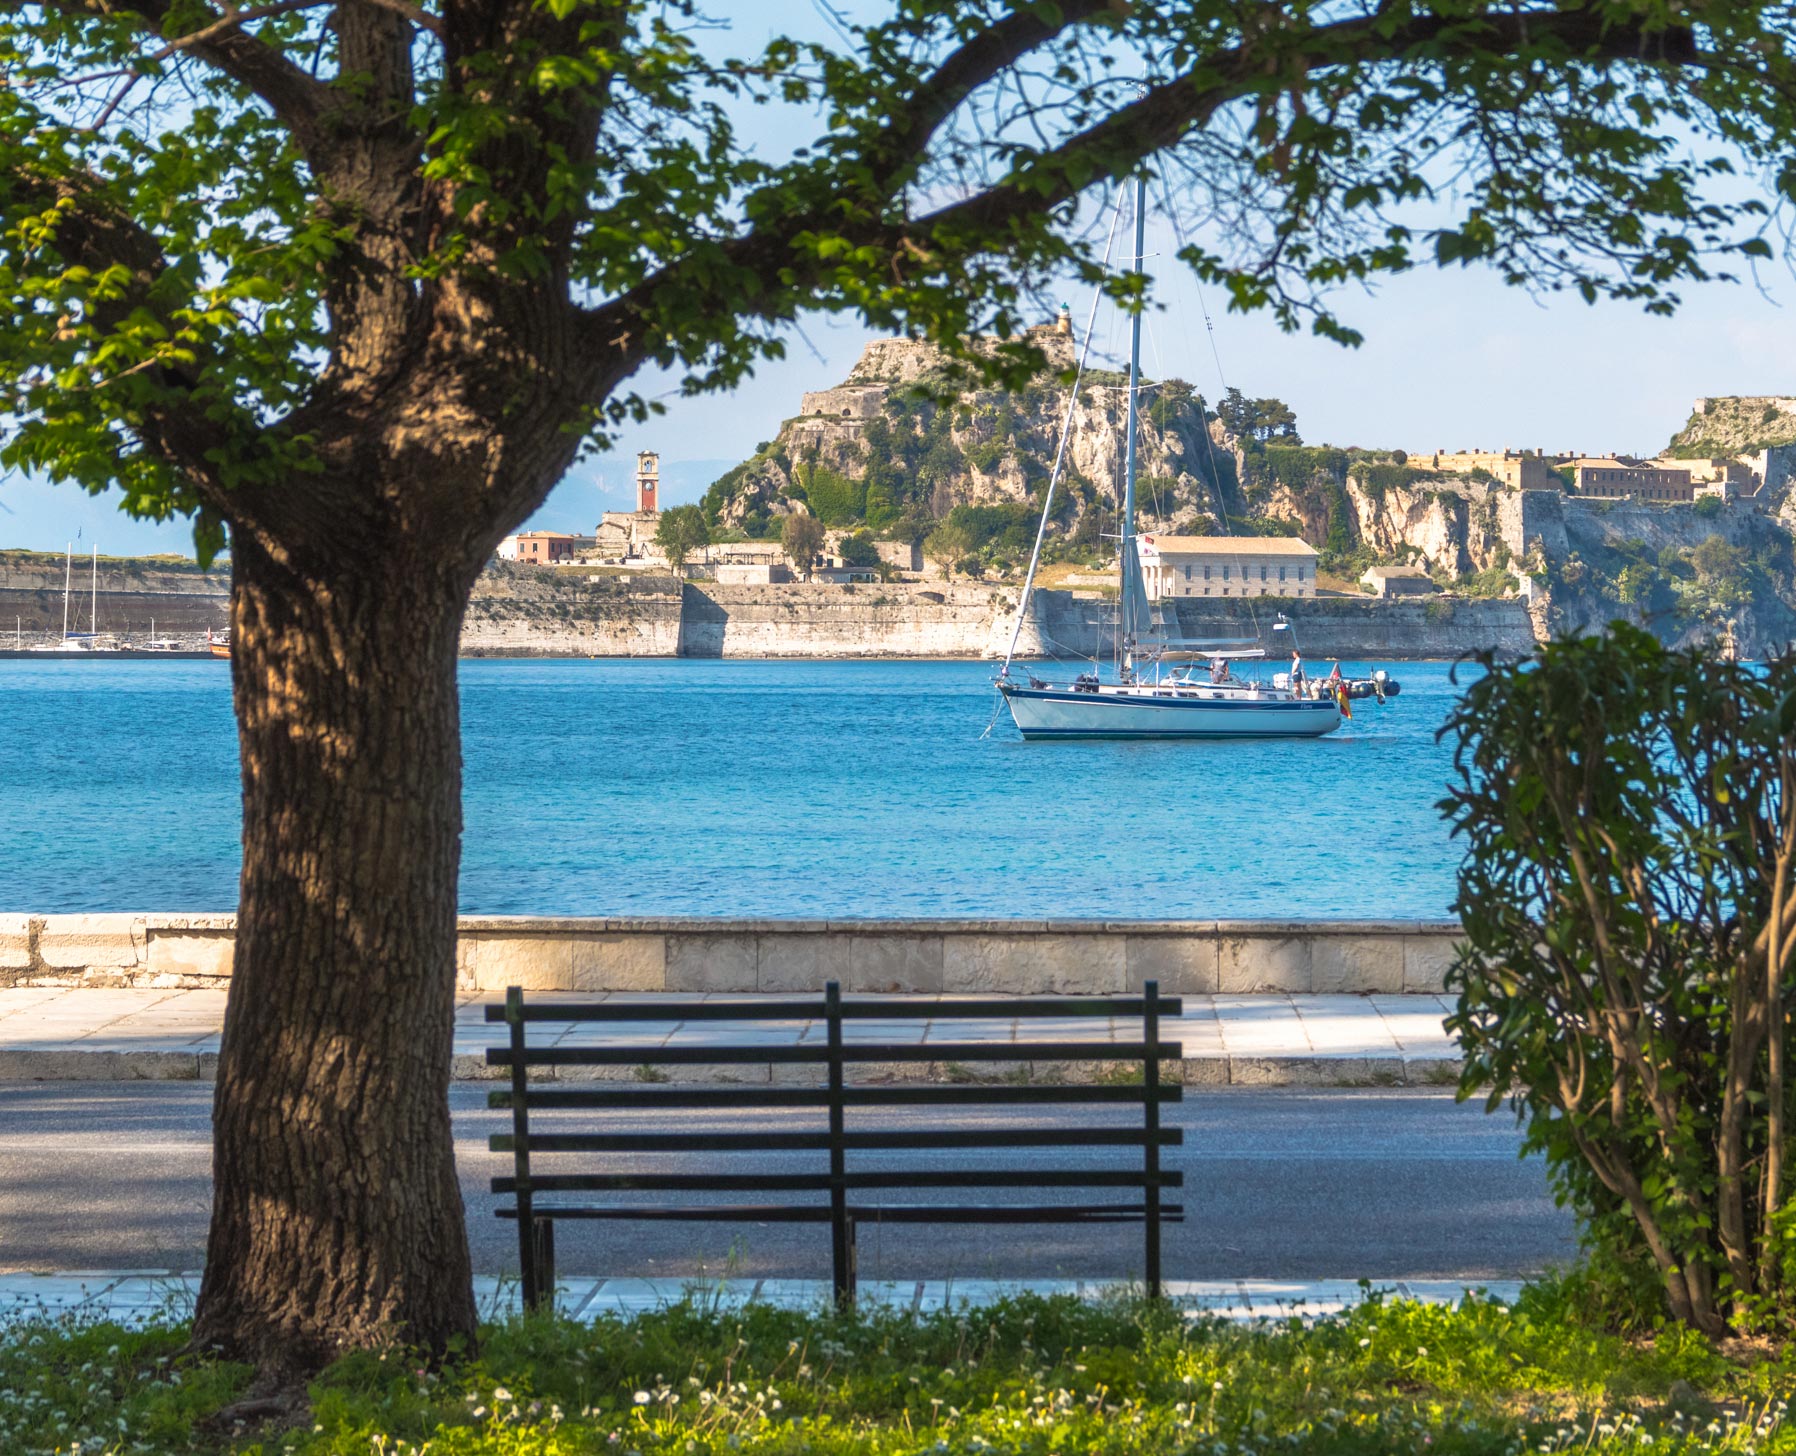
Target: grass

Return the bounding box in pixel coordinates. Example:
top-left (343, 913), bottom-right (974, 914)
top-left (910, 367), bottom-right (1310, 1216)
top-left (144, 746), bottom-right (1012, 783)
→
top-left (3, 1281), bottom-right (1794, 1454)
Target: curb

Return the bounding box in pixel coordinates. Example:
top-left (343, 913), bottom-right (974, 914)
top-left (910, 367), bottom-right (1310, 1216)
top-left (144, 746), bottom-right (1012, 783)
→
top-left (0, 1050), bottom-right (1464, 1087)
top-left (0, 1271), bottom-right (1527, 1329)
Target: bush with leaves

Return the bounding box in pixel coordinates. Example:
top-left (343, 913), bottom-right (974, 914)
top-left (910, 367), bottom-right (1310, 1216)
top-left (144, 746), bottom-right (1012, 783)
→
top-left (1441, 626), bottom-right (1796, 1336)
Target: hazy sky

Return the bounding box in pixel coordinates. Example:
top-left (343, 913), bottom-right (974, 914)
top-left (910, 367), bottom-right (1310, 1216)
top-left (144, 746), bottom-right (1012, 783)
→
top-left (4, 4), bottom-right (1789, 556)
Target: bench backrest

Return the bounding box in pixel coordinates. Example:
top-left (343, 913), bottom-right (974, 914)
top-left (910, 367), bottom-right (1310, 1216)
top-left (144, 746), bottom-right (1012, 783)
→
top-left (487, 982), bottom-right (1184, 1298)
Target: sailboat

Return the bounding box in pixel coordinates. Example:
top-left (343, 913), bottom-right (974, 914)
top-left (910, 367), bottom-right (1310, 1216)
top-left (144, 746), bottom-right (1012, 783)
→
top-left (994, 178), bottom-right (1346, 740)
top-left (27, 543), bottom-right (113, 652)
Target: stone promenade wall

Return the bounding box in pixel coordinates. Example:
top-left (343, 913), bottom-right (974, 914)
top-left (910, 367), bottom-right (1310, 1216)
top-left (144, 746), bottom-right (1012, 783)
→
top-left (0, 914), bottom-right (1461, 995)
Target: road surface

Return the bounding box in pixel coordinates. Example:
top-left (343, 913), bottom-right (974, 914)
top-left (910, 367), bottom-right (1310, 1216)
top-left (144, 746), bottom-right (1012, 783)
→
top-left (0, 1084), bottom-right (1574, 1282)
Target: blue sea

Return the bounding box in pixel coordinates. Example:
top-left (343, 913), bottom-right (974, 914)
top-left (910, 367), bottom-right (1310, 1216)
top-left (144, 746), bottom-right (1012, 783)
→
top-left (0, 657), bottom-right (1475, 918)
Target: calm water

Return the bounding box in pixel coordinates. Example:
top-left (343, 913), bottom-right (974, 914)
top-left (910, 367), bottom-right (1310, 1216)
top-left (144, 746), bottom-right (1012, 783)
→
top-left (0, 657), bottom-right (1474, 918)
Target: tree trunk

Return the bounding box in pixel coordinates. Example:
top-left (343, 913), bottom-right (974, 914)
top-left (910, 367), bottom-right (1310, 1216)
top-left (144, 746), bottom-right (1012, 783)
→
top-left (192, 530), bottom-right (480, 1376)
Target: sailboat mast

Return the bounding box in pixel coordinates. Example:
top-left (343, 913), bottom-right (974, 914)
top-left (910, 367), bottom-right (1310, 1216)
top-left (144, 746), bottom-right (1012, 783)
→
top-left (61, 543), bottom-right (70, 641)
top-left (1119, 174), bottom-right (1146, 679)
top-left (90, 544), bottom-right (97, 636)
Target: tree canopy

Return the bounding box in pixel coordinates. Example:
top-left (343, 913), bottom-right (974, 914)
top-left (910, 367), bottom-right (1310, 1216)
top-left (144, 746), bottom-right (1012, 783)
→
top-left (780, 511), bottom-right (824, 573)
top-left (6, 0), bottom-right (1796, 558)
top-left (654, 503), bottom-right (709, 573)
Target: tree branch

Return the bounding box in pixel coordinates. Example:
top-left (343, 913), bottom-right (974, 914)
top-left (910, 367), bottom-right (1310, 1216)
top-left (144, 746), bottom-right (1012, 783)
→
top-left (584, 2), bottom-right (1705, 382)
top-left (32, 0), bottom-right (334, 155)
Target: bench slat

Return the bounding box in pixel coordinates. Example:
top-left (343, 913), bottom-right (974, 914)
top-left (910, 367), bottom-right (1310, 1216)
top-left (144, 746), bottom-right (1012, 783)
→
top-left (491, 1128), bottom-right (1182, 1154)
top-left (487, 996), bottom-right (1182, 1023)
top-left (486, 1040), bottom-right (1183, 1067)
top-left (496, 1202), bottom-right (1186, 1223)
top-left (494, 1169), bottom-right (1182, 1194)
top-left (489, 1084), bottom-right (1183, 1110)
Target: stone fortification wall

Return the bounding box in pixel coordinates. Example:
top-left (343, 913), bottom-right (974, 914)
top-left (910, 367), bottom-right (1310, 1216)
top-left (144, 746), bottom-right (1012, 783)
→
top-left (0, 554), bottom-right (1540, 659)
top-left (0, 585), bottom-right (229, 639)
top-left (0, 912), bottom-right (1459, 996)
top-left (462, 567), bottom-right (683, 656)
top-left (1015, 590), bottom-right (1538, 660)
top-left (0, 552), bottom-right (229, 638)
top-left (678, 581), bottom-right (1006, 657)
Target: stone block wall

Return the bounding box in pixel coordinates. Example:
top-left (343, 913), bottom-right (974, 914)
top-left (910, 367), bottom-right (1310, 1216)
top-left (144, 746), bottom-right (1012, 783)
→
top-left (0, 915), bottom-right (1462, 995)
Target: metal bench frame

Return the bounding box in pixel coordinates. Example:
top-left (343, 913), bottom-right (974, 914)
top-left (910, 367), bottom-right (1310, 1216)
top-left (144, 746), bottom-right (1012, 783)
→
top-left (487, 980), bottom-right (1184, 1309)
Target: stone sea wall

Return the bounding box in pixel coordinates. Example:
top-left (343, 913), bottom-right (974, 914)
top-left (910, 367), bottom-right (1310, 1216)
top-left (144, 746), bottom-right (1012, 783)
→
top-left (0, 554), bottom-right (229, 639)
top-left (462, 569), bottom-right (684, 656)
top-left (1020, 592), bottom-right (1537, 661)
top-left (0, 552), bottom-right (1540, 659)
top-left (0, 913), bottom-right (1460, 995)
top-left (466, 572), bottom-right (1536, 660)
top-left (677, 582), bottom-right (1009, 657)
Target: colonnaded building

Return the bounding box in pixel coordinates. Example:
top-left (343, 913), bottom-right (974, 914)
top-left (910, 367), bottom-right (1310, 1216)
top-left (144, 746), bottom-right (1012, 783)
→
top-left (1138, 536), bottom-right (1319, 599)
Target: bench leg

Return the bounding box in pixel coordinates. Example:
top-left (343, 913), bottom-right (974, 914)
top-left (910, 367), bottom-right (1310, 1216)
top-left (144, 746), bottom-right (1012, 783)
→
top-left (530, 1219), bottom-right (557, 1314)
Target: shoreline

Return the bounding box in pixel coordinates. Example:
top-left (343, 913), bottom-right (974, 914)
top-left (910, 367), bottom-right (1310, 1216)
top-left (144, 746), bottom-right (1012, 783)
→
top-left (1, 648), bottom-right (1479, 664)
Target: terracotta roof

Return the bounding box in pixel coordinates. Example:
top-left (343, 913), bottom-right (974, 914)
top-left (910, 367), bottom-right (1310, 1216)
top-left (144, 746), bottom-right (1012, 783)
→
top-left (1141, 536), bottom-right (1318, 556)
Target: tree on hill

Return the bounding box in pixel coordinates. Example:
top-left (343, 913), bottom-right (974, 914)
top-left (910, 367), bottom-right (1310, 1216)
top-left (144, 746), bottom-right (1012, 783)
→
top-left (655, 506), bottom-right (710, 576)
top-left (925, 521), bottom-right (975, 580)
top-left (837, 531), bottom-right (882, 569)
top-left (6, 0), bottom-right (1796, 1384)
top-left (781, 513), bottom-right (825, 577)
top-left (1217, 388), bottom-right (1302, 446)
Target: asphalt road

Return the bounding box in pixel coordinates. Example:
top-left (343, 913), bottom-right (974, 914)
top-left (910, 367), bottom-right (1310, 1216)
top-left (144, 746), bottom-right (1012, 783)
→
top-left (0, 1084), bottom-right (1575, 1283)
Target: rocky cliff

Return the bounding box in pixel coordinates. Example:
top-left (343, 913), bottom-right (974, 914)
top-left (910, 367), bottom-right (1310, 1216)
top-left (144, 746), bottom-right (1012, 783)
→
top-left (700, 325), bottom-right (1233, 545)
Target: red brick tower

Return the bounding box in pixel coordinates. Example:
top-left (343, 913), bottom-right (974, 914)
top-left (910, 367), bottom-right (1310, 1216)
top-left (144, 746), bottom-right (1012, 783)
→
top-left (636, 451), bottom-right (660, 513)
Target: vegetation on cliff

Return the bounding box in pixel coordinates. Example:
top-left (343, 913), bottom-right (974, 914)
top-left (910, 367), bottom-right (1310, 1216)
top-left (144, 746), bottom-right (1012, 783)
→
top-left (1665, 398), bottom-right (1796, 459)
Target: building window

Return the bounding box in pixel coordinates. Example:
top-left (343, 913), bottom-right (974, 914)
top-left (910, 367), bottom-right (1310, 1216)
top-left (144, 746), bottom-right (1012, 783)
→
top-left (1184, 565), bottom-right (1192, 581)
top-left (1203, 565), bottom-right (1211, 580)
top-left (1222, 565), bottom-right (1231, 580)
top-left (1279, 566), bottom-right (1287, 581)
top-left (1260, 565), bottom-right (1268, 581)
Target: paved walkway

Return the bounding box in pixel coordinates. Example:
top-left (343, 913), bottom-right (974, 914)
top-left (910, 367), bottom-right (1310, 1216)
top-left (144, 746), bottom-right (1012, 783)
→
top-left (0, 989), bottom-right (1462, 1086)
top-left (0, 1270), bottom-right (1522, 1328)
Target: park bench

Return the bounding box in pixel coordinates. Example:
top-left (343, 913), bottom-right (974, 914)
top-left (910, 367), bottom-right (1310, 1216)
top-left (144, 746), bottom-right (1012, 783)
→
top-left (487, 981), bottom-right (1185, 1310)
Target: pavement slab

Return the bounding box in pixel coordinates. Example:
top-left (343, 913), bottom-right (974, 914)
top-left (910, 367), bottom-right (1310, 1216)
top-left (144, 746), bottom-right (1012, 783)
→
top-left (0, 989), bottom-right (1463, 1086)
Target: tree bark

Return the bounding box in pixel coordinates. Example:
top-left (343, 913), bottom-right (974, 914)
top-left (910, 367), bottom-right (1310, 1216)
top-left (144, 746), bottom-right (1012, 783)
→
top-left (192, 528), bottom-right (481, 1375)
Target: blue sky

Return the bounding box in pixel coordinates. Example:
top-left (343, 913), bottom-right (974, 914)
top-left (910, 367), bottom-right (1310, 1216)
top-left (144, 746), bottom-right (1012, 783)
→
top-left (4, 5), bottom-right (1789, 556)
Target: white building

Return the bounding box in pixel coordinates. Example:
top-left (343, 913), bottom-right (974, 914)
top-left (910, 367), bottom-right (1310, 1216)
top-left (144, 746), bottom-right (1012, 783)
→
top-left (1138, 536), bottom-right (1319, 599)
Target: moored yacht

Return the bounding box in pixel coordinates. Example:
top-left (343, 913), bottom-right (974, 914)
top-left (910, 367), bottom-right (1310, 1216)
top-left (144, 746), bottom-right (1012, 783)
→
top-left (994, 177), bottom-right (1366, 741)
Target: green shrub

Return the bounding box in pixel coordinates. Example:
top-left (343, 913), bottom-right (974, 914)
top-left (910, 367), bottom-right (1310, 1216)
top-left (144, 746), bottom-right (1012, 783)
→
top-left (800, 464), bottom-right (866, 525)
top-left (1442, 627), bottom-right (1796, 1336)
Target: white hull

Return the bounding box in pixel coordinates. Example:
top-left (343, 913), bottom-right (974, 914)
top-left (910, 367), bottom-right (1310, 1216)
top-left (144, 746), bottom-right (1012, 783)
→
top-left (1000, 683), bottom-right (1341, 739)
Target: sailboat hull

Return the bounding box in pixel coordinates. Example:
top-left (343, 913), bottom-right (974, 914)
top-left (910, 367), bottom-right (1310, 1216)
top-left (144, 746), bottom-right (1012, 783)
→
top-left (999, 684), bottom-right (1342, 739)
